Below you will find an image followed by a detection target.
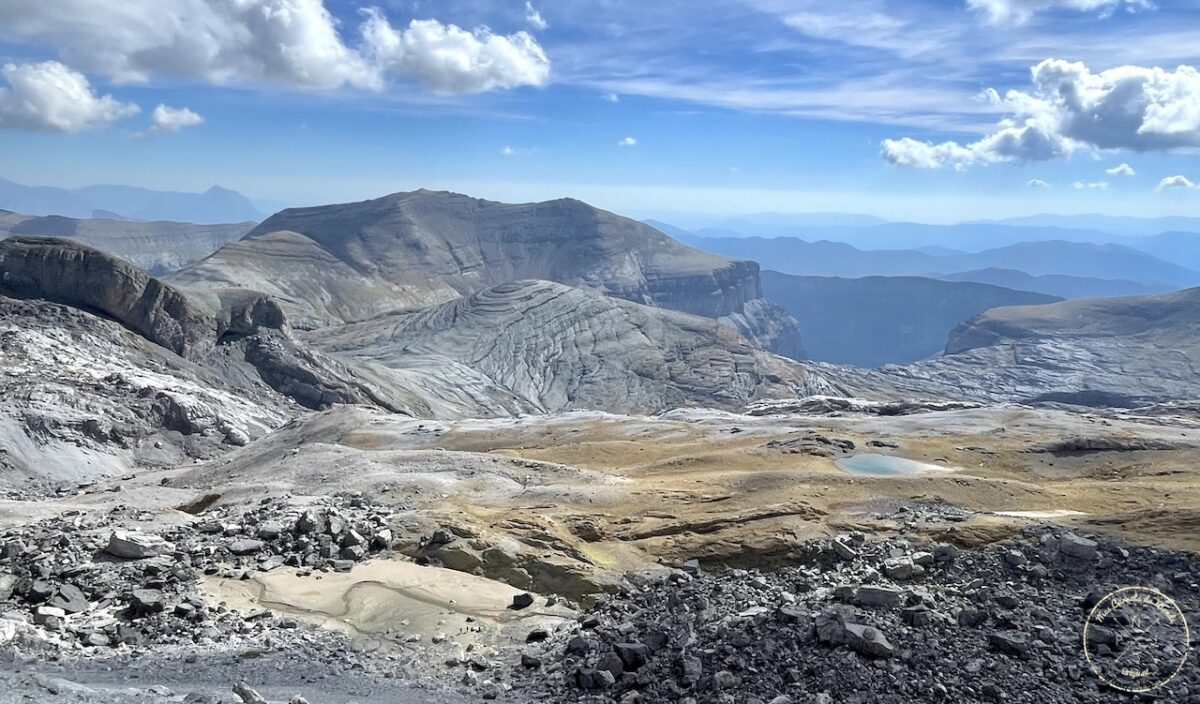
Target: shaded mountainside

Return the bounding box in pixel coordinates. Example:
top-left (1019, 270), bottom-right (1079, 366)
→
top-left (305, 280), bottom-right (837, 416)
top-left (821, 287), bottom-right (1200, 405)
top-left (0, 210), bottom-right (253, 274)
top-left (170, 190), bottom-right (802, 357)
top-left (761, 271), bottom-right (1060, 367)
top-left (680, 234), bottom-right (1200, 288)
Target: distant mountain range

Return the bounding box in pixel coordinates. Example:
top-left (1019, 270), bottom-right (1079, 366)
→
top-left (0, 177), bottom-right (264, 224)
top-left (678, 233), bottom-right (1200, 289)
top-left (975, 214), bottom-right (1200, 237)
top-left (938, 269), bottom-right (1167, 299)
top-left (762, 271), bottom-right (1060, 367)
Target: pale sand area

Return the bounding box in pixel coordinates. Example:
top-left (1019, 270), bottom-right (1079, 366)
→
top-left (207, 558), bottom-right (576, 650)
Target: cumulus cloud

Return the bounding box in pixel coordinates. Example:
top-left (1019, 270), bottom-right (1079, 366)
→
top-left (139, 104), bottom-right (203, 137)
top-left (1105, 162), bottom-right (1136, 176)
top-left (1073, 180), bottom-right (1110, 189)
top-left (0, 1), bottom-right (551, 95)
top-left (525, 2), bottom-right (548, 31)
top-left (0, 0), bottom-right (380, 90)
top-left (883, 59), bottom-right (1200, 169)
top-left (1027, 178), bottom-right (1051, 187)
top-left (0, 61), bottom-right (138, 132)
top-left (1157, 175), bottom-right (1198, 191)
top-left (361, 13), bottom-right (550, 93)
top-left (968, 0), bottom-right (1156, 26)
top-left (618, 136), bottom-right (637, 147)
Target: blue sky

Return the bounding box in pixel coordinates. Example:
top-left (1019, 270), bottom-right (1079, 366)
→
top-left (1, 0), bottom-right (1199, 222)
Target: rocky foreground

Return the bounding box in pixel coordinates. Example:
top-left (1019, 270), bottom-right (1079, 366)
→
top-left (1, 494), bottom-right (1196, 703)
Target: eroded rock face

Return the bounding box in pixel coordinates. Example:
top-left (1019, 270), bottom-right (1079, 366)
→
top-left (0, 236), bottom-right (216, 359)
top-left (307, 280), bottom-right (832, 415)
top-left (170, 191), bottom-right (803, 356)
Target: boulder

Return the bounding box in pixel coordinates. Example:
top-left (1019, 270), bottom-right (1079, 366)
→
top-left (106, 531), bottom-right (174, 559)
top-left (1058, 533), bottom-right (1098, 561)
top-left (844, 624), bottom-right (895, 658)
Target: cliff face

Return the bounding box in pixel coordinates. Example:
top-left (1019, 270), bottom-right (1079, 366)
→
top-left (175, 190), bottom-right (801, 356)
top-left (0, 236), bottom-right (217, 359)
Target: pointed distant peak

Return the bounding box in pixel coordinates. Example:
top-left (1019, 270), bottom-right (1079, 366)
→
top-left (204, 185), bottom-right (236, 195)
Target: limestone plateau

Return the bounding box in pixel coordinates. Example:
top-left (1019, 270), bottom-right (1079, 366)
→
top-left (0, 191), bottom-right (1198, 704)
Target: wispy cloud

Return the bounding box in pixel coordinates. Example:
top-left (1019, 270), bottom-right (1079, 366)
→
top-left (500, 144), bottom-right (537, 156)
top-left (618, 136), bottom-right (637, 147)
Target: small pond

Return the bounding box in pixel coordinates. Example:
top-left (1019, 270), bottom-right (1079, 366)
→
top-left (835, 453), bottom-right (958, 477)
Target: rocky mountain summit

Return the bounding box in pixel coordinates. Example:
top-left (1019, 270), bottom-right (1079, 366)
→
top-left (169, 190), bottom-right (802, 357)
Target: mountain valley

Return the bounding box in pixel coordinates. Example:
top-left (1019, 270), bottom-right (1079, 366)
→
top-left (1, 192), bottom-right (1198, 704)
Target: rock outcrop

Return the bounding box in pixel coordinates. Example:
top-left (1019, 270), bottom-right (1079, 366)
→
top-left (307, 280), bottom-right (834, 416)
top-left (0, 236), bottom-right (216, 359)
top-left (170, 191), bottom-right (803, 357)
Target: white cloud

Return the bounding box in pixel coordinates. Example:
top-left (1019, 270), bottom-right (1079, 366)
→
top-left (1073, 180), bottom-right (1110, 189)
top-left (500, 145), bottom-right (536, 156)
top-left (140, 104), bottom-right (203, 137)
top-left (1105, 162), bottom-right (1136, 176)
top-left (884, 59), bottom-right (1200, 169)
top-left (1027, 178), bottom-right (1050, 187)
top-left (968, 0), bottom-right (1156, 26)
top-left (0, 0), bottom-right (381, 90)
top-left (604, 93), bottom-right (620, 103)
top-left (525, 2), bottom-right (548, 31)
top-left (0, 2), bottom-right (550, 95)
top-left (0, 61), bottom-right (138, 132)
top-left (1157, 175), bottom-right (1198, 191)
top-left (618, 136), bottom-right (637, 147)
top-left (361, 13), bottom-right (550, 93)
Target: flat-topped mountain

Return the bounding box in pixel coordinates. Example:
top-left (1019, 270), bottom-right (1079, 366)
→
top-left (170, 190), bottom-right (801, 356)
